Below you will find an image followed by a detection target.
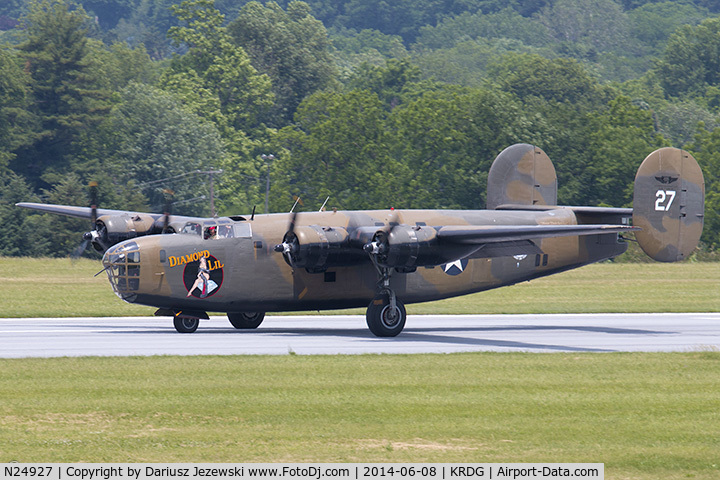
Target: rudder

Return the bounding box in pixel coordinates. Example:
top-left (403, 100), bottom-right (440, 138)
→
top-left (633, 147), bottom-right (705, 262)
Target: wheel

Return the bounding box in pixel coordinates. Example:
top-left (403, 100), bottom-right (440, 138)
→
top-left (366, 295), bottom-right (406, 337)
top-left (173, 316), bottom-right (199, 333)
top-left (228, 311), bottom-right (266, 329)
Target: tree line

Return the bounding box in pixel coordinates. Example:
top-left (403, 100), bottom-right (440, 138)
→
top-left (1, 0), bottom-right (719, 258)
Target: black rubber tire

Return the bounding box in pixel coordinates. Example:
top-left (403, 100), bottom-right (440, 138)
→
top-left (173, 316), bottom-right (199, 333)
top-left (228, 311), bottom-right (266, 329)
top-left (366, 296), bottom-right (406, 337)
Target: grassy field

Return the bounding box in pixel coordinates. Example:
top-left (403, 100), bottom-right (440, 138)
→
top-left (0, 257), bottom-right (718, 317)
top-left (0, 353), bottom-right (719, 479)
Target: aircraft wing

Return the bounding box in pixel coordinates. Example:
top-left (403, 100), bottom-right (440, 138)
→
top-left (437, 224), bottom-right (638, 245)
top-left (15, 202), bottom-right (149, 219)
top-left (15, 202), bottom-right (208, 223)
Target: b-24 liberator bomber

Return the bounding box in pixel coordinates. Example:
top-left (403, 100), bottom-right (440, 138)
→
top-left (17, 144), bottom-right (705, 336)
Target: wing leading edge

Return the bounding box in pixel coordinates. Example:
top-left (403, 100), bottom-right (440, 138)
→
top-left (15, 202), bottom-right (149, 220)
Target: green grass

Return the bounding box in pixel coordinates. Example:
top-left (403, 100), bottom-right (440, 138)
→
top-left (0, 257), bottom-right (156, 317)
top-left (0, 353), bottom-right (719, 479)
top-left (1, 257), bottom-right (717, 317)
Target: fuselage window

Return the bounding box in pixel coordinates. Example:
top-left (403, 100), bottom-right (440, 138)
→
top-left (182, 222), bottom-right (202, 235)
top-left (217, 224), bottom-right (234, 238)
top-left (233, 223), bottom-right (252, 238)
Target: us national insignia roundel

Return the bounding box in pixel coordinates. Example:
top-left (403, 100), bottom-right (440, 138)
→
top-left (442, 258), bottom-right (468, 276)
top-left (183, 254), bottom-right (224, 298)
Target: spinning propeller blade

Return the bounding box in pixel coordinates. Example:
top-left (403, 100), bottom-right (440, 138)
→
top-left (363, 210), bottom-right (401, 259)
top-left (162, 189), bottom-right (174, 233)
top-left (89, 181), bottom-right (98, 226)
top-left (273, 208), bottom-right (300, 267)
top-left (72, 181), bottom-right (101, 259)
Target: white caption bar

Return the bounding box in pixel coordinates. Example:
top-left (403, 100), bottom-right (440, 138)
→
top-left (1, 464), bottom-right (603, 480)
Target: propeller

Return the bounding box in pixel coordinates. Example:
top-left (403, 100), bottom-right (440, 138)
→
top-left (273, 195), bottom-right (306, 266)
top-left (72, 181), bottom-right (103, 258)
top-left (274, 210), bottom-right (298, 267)
top-left (89, 181), bottom-right (98, 226)
top-left (161, 189), bottom-right (174, 233)
top-left (362, 210), bottom-right (400, 263)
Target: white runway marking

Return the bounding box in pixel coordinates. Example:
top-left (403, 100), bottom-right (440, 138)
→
top-left (1, 313), bottom-right (719, 358)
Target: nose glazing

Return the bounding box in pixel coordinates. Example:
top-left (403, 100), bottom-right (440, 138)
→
top-left (102, 241), bottom-right (141, 301)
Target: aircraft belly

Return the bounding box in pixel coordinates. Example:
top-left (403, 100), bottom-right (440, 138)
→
top-left (400, 257), bottom-right (530, 303)
top-left (283, 265), bottom-right (377, 310)
top-left (400, 235), bottom-right (612, 304)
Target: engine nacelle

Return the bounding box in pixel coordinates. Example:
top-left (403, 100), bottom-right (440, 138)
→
top-left (384, 225), bottom-right (438, 269)
top-left (277, 226), bottom-right (367, 272)
top-left (91, 213), bottom-right (158, 251)
top-left (365, 225), bottom-right (478, 270)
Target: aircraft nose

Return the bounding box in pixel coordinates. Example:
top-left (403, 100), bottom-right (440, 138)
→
top-left (102, 240), bottom-right (142, 302)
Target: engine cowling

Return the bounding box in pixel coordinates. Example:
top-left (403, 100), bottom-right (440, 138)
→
top-left (275, 225), bottom-right (367, 272)
top-left (91, 213), bottom-right (159, 251)
top-left (363, 225), bottom-right (477, 270)
top-left (275, 222), bottom-right (481, 273)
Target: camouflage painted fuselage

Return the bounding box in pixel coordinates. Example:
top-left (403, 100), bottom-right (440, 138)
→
top-left (102, 207), bottom-right (627, 314)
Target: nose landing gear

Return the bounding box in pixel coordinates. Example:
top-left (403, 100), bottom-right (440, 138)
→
top-left (173, 315), bottom-right (199, 333)
top-left (156, 308), bottom-right (208, 333)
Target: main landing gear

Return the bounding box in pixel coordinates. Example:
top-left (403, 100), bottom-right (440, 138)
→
top-left (227, 312), bottom-right (266, 329)
top-left (366, 293), bottom-right (406, 337)
top-left (365, 263), bottom-right (407, 337)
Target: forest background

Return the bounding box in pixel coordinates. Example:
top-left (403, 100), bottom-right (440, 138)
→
top-left (1, 0), bottom-right (720, 259)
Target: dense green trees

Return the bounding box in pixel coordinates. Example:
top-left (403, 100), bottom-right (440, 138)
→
top-left (103, 83), bottom-right (226, 216)
top-left (391, 85), bottom-right (536, 209)
top-left (0, 47), bottom-right (31, 170)
top-left (228, 1), bottom-right (338, 123)
top-left (685, 127), bottom-right (720, 249)
top-left (1, 0), bottom-right (720, 257)
top-left (13, 0), bottom-right (111, 189)
top-left (160, 0), bottom-right (276, 214)
top-left (274, 89), bottom-right (394, 210)
top-left (657, 17), bottom-right (720, 98)
top-left (537, 0), bottom-right (631, 56)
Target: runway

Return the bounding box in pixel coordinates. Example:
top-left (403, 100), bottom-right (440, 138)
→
top-left (1, 313), bottom-right (719, 358)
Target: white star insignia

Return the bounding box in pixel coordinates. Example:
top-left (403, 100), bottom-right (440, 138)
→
top-left (444, 259), bottom-right (465, 273)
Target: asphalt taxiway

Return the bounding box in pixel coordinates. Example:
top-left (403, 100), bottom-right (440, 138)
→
top-left (1, 313), bottom-right (719, 358)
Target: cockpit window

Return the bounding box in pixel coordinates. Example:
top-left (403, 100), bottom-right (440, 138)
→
top-left (204, 225), bottom-right (218, 239)
top-left (218, 224), bottom-right (234, 238)
top-left (203, 223), bottom-right (234, 239)
top-left (182, 222), bottom-right (202, 235)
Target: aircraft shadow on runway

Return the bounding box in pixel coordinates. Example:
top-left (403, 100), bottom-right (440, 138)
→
top-left (106, 322), bottom-right (675, 353)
